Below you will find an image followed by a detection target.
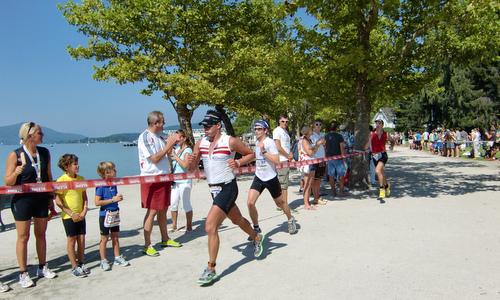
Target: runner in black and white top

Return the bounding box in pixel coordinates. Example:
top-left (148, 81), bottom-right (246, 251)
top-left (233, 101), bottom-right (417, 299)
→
top-left (187, 110), bottom-right (265, 286)
top-left (247, 120), bottom-right (298, 237)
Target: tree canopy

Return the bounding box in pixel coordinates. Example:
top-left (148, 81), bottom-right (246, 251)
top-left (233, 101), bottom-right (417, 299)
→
top-left (61, 0), bottom-right (499, 186)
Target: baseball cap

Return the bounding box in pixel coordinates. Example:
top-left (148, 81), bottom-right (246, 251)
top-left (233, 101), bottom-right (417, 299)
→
top-left (254, 120), bottom-right (269, 129)
top-left (199, 111), bottom-right (222, 126)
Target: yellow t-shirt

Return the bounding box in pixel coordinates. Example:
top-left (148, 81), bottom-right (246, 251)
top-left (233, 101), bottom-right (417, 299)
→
top-left (56, 173), bottom-right (86, 220)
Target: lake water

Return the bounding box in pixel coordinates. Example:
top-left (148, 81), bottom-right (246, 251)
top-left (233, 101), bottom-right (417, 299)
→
top-left (0, 143), bottom-right (140, 181)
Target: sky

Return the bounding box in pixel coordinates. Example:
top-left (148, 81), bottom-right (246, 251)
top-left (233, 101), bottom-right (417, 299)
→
top-left (0, 1), bottom-right (208, 137)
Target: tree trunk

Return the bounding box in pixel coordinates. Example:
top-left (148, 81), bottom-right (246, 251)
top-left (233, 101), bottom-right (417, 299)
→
top-left (175, 102), bottom-right (195, 146)
top-left (215, 104), bottom-right (236, 137)
top-left (350, 71), bottom-right (371, 189)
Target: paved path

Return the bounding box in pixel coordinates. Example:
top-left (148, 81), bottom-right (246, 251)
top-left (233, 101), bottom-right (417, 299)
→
top-left (0, 147), bottom-right (499, 299)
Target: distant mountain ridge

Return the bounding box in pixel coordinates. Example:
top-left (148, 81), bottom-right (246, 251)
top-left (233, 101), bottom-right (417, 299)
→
top-left (0, 123), bottom-right (87, 145)
top-left (0, 123), bottom-right (203, 145)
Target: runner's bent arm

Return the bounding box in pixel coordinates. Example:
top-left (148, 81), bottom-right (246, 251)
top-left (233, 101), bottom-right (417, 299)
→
top-left (228, 137), bottom-right (255, 169)
top-left (187, 140), bottom-right (202, 172)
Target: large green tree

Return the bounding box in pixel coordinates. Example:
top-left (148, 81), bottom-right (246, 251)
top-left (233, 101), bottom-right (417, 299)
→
top-left (290, 0), bottom-right (499, 187)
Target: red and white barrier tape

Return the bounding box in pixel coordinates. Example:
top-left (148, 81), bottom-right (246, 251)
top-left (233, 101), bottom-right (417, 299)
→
top-left (0, 152), bottom-right (366, 195)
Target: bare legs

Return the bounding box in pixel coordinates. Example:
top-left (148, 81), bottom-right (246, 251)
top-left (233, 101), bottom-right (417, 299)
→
top-left (143, 208), bottom-right (170, 247)
top-left (205, 205), bottom-right (259, 270)
top-left (15, 217), bottom-right (48, 272)
top-left (302, 172), bottom-right (315, 209)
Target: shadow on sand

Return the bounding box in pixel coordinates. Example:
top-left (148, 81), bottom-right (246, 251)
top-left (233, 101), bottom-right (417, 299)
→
top-left (386, 155), bottom-right (500, 199)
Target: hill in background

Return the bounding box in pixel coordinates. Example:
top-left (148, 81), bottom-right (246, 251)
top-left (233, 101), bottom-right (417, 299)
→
top-left (0, 123), bottom-right (86, 145)
top-left (0, 123), bottom-right (203, 145)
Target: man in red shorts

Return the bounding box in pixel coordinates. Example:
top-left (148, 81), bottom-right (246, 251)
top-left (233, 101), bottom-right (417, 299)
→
top-left (138, 111), bottom-right (182, 256)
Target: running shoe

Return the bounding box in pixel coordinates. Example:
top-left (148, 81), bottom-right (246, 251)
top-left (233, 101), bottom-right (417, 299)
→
top-left (18, 272), bottom-right (34, 288)
top-left (197, 268), bottom-right (217, 285)
top-left (80, 263), bottom-right (90, 275)
top-left (247, 226), bottom-right (262, 241)
top-left (114, 255), bottom-right (130, 267)
top-left (160, 239), bottom-right (183, 248)
top-left (100, 260), bottom-right (111, 271)
top-left (36, 264), bottom-right (57, 279)
top-left (71, 266), bottom-right (87, 278)
top-left (316, 198), bottom-right (328, 205)
top-left (385, 182), bottom-right (391, 197)
top-left (0, 281), bottom-right (9, 293)
top-left (288, 217), bottom-right (298, 234)
top-left (254, 233), bottom-right (266, 258)
top-left (143, 246), bottom-right (160, 256)
top-left (378, 188), bottom-right (386, 199)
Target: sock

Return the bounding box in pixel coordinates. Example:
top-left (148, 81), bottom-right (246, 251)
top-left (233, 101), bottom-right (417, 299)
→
top-left (253, 225), bottom-right (260, 230)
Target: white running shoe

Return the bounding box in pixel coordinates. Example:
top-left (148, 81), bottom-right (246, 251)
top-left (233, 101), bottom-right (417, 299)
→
top-left (19, 272), bottom-right (34, 288)
top-left (0, 281), bottom-right (9, 292)
top-left (36, 264), bottom-right (57, 279)
top-left (114, 255), bottom-right (130, 267)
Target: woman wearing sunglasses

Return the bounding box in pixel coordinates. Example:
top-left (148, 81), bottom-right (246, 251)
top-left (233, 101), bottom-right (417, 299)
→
top-left (4, 122), bottom-right (57, 289)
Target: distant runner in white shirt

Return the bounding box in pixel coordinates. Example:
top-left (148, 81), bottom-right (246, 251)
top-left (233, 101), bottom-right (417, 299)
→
top-left (247, 120), bottom-right (298, 237)
top-left (272, 114), bottom-right (295, 212)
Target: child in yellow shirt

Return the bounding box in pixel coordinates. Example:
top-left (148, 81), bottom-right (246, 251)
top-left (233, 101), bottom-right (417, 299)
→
top-left (55, 154), bottom-right (89, 278)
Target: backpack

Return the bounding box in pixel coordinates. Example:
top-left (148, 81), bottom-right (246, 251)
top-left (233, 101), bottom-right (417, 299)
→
top-left (291, 139), bottom-right (300, 161)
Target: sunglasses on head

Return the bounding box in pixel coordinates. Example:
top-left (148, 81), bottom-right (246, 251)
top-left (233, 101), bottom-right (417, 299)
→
top-left (27, 122), bottom-right (35, 135)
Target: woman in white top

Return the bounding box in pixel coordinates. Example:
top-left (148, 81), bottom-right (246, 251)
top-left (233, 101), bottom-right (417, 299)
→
top-left (170, 130), bottom-right (193, 232)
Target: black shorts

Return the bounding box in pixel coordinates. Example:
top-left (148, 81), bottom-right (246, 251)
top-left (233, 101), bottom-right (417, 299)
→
top-left (99, 216), bottom-right (120, 235)
top-left (209, 179), bottom-right (238, 215)
top-left (372, 152), bottom-right (388, 166)
top-left (63, 218), bottom-right (86, 237)
top-left (11, 196), bottom-right (49, 221)
top-left (250, 175), bottom-right (282, 199)
top-left (415, 141), bottom-right (421, 146)
top-left (311, 162), bottom-right (326, 179)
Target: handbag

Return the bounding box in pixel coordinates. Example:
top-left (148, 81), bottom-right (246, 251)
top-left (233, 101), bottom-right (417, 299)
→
top-left (104, 209), bottom-right (120, 228)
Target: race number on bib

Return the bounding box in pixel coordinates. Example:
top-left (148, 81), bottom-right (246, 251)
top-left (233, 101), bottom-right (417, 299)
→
top-left (209, 185), bottom-right (223, 199)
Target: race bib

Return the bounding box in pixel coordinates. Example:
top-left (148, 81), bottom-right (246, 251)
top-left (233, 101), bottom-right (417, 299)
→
top-left (209, 185), bottom-right (223, 199)
top-left (256, 159), bottom-right (267, 171)
top-left (104, 210), bottom-right (120, 228)
top-left (372, 153), bottom-right (382, 161)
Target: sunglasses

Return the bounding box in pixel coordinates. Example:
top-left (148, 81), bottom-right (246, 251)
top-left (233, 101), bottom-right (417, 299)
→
top-left (203, 124), bottom-right (214, 130)
top-left (27, 122), bottom-right (35, 135)
top-left (254, 127), bottom-right (264, 131)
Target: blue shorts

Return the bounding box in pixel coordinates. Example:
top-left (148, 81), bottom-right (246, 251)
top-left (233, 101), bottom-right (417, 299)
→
top-left (327, 160), bottom-right (347, 179)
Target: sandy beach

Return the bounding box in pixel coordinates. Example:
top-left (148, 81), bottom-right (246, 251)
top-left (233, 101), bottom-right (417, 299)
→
top-left (1, 147), bottom-right (499, 300)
